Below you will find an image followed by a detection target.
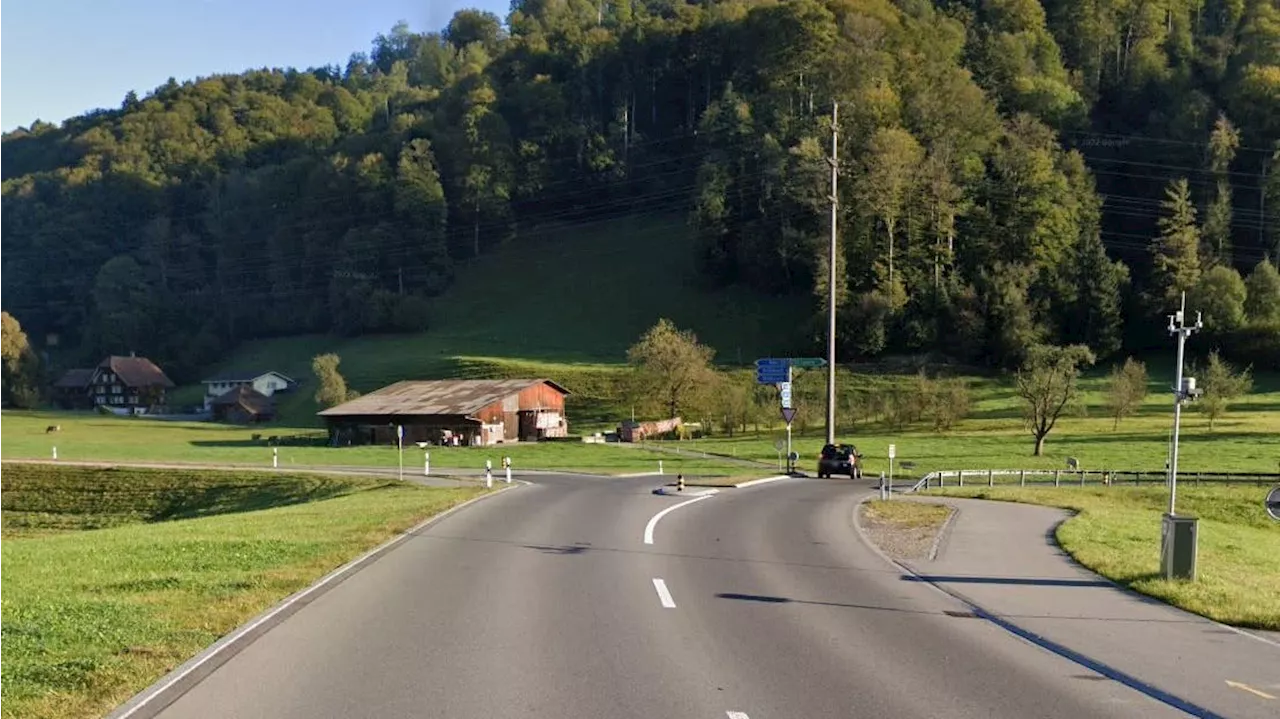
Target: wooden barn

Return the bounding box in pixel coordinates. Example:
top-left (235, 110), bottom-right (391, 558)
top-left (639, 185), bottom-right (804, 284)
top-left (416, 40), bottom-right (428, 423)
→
top-left (318, 379), bottom-right (570, 447)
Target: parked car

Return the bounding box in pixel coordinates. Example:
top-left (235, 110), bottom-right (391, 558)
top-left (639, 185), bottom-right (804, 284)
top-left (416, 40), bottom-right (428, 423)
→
top-left (817, 443), bottom-right (862, 479)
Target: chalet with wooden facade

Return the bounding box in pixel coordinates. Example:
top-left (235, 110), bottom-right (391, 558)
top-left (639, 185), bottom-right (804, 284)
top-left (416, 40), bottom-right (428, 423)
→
top-left (52, 355), bottom-right (175, 412)
top-left (201, 370), bottom-right (296, 409)
top-left (318, 379), bottom-right (570, 447)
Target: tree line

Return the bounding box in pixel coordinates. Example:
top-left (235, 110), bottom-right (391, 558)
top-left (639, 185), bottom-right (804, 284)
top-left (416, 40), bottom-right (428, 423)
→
top-left (2, 0), bottom-right (1278, 384)
top-left (624, 318), bottom-right (1254, 456)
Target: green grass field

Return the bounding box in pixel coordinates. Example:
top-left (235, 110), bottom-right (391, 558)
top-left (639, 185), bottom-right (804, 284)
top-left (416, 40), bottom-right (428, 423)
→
top-left (180, 213), bottom-right (812, 427)
top-left (0, 465), bottom-right (493, 719)
top-left (922, 485), bottom-right (1280, 630)
top-left (648, 369), bottom-right (1280, 479)
top-left (0, 410), bottom-right (759, 476)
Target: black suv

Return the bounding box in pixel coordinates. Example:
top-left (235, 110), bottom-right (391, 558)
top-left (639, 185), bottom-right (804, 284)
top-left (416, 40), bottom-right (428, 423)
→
top-left (817, 443), bottom-right (861, 479)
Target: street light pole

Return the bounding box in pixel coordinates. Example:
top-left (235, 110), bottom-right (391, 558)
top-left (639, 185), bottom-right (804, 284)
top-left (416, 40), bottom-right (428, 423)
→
top-left (1167, 291), bottom-right (1201, 516)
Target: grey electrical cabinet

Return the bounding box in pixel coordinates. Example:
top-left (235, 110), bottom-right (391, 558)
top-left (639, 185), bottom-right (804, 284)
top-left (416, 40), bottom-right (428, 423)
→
top-left (1161, 513), bottom-right (1199, 580)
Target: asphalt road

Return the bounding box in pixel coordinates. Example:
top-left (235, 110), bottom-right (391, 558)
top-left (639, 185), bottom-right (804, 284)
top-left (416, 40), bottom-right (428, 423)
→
top-left (136, 474), bottom-right (1187, 719)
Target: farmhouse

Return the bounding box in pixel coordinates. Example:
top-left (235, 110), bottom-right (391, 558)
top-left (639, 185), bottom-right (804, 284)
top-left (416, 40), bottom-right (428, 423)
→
top-left (210, 385), bottom-right (276, 424)
top-left (319, 379), bottom-right (570, 447)
top-left (201, 370), bottom-right (295, 409)
top-left (53, 355), bottom-right (175, 412)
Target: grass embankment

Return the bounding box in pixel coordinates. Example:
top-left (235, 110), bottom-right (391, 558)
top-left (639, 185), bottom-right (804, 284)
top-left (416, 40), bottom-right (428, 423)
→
top-left (175, 213), bottom-right (811, 427)
top-left (858, 499), bottom-right (955, 561)
top-left (0, 464), bottom-right (493, 719)
top-left (924, 485), bottom-right (1280, 631)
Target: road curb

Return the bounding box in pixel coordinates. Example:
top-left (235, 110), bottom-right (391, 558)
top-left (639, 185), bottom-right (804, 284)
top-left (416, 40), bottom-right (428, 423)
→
top-left (103, 481), bottom-right (526, 719)
top-left (733, 475), bottom-right (792, 488)
top-left (652, 487), bottom-right (720, 497)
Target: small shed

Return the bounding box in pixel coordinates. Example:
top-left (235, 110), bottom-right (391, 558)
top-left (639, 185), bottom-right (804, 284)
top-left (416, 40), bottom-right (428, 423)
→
top-left (210, 386), bottom-right (276, 424)
top-left (52, 368), bottom-right (96, 409)
top-left (318, 379), bottom-right (570, 447)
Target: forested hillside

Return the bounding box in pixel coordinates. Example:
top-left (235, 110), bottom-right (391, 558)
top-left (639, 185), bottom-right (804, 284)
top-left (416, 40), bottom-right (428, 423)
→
top-left (3, 0), bottom-right (1278, 383)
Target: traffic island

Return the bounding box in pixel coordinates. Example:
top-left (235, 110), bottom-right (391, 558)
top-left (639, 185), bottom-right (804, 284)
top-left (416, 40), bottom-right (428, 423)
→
top-left (857, 499), bottom-right (955, 562)
top-left (652, 486), bottom-right (720, 497)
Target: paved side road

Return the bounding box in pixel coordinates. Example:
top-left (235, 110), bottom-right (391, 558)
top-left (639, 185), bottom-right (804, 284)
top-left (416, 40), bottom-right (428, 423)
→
top-left (119, 475), bottom-right (1194, 719)
top-left (889, 495), bottom-right (1280, 719)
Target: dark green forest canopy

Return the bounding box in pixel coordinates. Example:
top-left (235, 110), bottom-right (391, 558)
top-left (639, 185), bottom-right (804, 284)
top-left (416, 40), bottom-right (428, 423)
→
top-left (2, 0), bottom-right (1278, 381)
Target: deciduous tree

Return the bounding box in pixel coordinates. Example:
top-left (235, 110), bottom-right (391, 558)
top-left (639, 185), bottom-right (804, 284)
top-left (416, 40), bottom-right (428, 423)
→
top-left (1195, 350), bottom-right (1253, 430)
top-left (1105, 357), bottom-right (1148, 430)
top-left (625, 318), bottom-right (716, 420)
top-left (1014, 344), bottom-right (1096, 456)
top-left (1, 312), bottom-right (41, 408)
top-left (312, 353), bottom-right (359, 409)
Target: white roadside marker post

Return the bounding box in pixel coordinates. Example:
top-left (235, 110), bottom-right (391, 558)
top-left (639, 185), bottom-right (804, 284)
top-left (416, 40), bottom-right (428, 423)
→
top-left (485, 459), bottom-right (492, 488)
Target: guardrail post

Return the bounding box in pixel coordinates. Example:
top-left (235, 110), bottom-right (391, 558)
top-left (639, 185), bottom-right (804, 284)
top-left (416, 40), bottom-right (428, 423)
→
top-left (1020, 469), bottom-right (1026, 487)
top-left (1054, 470), bottom-right (1061, 487)
top-left (959, 470), bottom-right (965, 487)
top-left (1080, 470), bottom-right (1085, 487)
top-left (988, 469), bottom-right (994, 487)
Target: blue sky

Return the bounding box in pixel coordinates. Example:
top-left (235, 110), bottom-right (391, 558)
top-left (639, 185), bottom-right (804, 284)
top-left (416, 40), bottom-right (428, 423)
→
top-left (1, 0), bottom-right (510, 132)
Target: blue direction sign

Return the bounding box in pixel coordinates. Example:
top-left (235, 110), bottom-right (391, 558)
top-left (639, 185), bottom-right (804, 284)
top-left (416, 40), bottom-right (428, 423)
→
top-left (755, 358), bottom-right (791, 384)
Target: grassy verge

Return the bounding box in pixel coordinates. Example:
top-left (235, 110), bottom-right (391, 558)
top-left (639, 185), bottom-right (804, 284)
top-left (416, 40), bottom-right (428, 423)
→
top-left (858, 499), bottom-right (954, 561)
top-left (863, 499), bottom-right (953, 528)
top-left (923, 485), bottom-right (1280, 630)
top-left (1, 469), bottom-right (494, 719)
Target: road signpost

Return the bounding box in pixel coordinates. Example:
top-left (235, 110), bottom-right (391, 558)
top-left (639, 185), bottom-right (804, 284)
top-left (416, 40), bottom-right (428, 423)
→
top-left (779, 381), bottom-right (793, 409)
top-left (1267, 486), bottom-right (1280, 522)
top-left (755, 358), bottom-right (791, 384)
top-left (888, 444), bottom-right (896, 498)
top-left (397, 424), bottom-right (404, 482)
top-left (780, 406), bottom-right (796, 473)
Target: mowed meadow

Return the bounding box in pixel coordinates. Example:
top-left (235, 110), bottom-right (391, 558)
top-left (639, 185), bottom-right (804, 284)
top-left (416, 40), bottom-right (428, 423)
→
top-left (7, 362), bottom-right (1277, 480)
top-left (0, 464), bottom-right (495, 719)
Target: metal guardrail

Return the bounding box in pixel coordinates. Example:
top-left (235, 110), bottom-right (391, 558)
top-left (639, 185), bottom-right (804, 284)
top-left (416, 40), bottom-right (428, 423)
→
top-left (908, 469), bottom-right (1280, 493)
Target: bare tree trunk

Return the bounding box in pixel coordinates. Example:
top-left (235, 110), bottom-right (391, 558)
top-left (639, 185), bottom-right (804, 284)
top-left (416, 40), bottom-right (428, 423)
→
top-left (1034, 433), bottom-right (1046, 456)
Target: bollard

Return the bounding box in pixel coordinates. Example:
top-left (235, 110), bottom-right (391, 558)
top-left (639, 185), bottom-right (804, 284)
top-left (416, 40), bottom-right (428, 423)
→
top-left (485, 459), bottom-right (492, 488)
top-left (504, 456), bottom-right (512, 483)
top-left (53, 446), bottom-right (58, 460)
top-left (677, 474), bottom-right (684, 492)
top-left (424, 451), bottom-right (430, 477)
top-left (272, 447), bottom-right (278, 469)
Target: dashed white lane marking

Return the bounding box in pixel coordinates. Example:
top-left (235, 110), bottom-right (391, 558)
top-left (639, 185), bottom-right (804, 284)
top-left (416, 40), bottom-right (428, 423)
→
top-left (643, 494), bottom-right (714, 545)
top-left (726, 712), bottom-right (750, 718)
top-left (1226, 680), bottom-right (1276, 700)
top-left (652, 578), bottom-right (677, 608)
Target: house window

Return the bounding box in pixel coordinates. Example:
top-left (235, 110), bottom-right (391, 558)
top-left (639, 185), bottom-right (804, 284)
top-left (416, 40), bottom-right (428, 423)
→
top-left (112, 385), bottom-right (122, 394)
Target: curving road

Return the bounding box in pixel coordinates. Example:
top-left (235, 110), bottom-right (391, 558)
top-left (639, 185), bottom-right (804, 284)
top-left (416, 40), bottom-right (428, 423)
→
top-left (124, 474), bottom-right (1191, 719)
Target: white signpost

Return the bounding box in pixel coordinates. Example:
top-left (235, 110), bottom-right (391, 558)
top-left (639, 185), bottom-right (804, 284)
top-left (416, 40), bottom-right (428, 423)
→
top-left (888, 444), bottom-right (896, 498)
top-left (397, 424), bottom-right (404, 482)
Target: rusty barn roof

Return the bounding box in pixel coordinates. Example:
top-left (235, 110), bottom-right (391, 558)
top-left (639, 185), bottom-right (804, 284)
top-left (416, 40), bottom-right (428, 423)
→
top-left (317, 379), bottom-right (570, 418)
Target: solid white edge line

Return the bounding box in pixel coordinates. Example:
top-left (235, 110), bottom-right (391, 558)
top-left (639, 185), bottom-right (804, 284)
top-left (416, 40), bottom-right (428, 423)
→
top-left (107, 481), bottom-right (528, 719)
top-left (652, 578), bottom-right (677, 608)
top-left (726, 712), bottom-right (751, 719)
top-left (643, 494), bottom-right (714, 545)
top-left (733, 475), bottom-right (792, 488)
